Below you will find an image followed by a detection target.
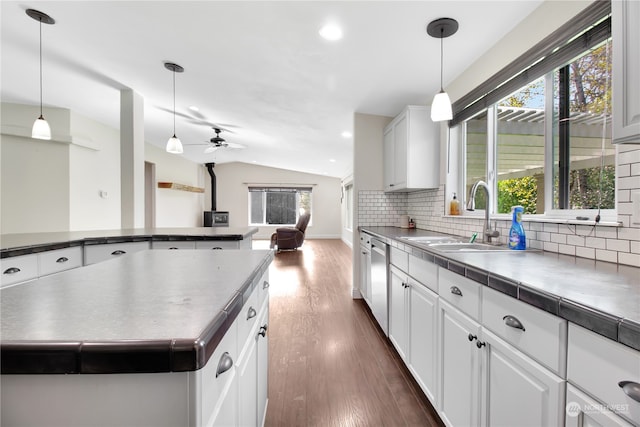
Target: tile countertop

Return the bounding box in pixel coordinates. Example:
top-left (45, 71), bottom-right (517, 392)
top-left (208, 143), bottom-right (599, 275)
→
top-left (1, 249), bottom-right (273, 374)
top-left (0, 227), bottom-right (259, 257)
top-left (361, 226), bottom-right (640, 351)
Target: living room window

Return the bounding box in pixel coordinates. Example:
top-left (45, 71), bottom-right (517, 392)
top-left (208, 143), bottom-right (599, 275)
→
top-left (456, 2), bottom-right (614, 221)
top-left (248, 186), bottom-right (312, 226)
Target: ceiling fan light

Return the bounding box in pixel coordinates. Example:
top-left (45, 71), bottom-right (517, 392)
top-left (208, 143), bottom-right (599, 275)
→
top-left (166, 135), bottom-right (183, 154)
top-left (32, 115), bottom-right (51, 140)
top-left (431, 90), bottom-right (452, 122)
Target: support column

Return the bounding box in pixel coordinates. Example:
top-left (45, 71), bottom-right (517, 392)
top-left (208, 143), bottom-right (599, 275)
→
top-left (120, 89), bottom-right (145, 229)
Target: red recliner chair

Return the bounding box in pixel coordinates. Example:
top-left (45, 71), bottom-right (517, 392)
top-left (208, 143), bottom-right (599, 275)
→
top-left (269, 213), bottom-right (310, 251)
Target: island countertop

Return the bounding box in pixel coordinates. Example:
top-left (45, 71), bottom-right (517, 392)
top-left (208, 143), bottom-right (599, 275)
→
top-left (0, 227), bottom-right (258, 258)
top-left (1, 249), bottom-right (273, 374)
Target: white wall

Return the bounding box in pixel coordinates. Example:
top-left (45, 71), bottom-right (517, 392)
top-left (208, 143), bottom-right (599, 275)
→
top-left (210, 162), bottom-right (342, 240)
top-left (1, 102), bottom-right (205, 233)
top-left (145, 144), bottom-right (205, 228)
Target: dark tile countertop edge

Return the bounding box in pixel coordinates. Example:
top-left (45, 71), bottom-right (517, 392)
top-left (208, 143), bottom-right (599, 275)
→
top-left (1, 227), bottom-right (259, 258)
top-left (361, 227), bottom-right (640, 352)
top-left (0, 252), bottom-right (273, 375)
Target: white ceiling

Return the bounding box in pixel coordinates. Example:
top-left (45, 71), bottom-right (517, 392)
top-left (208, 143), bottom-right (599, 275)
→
top-left (1, 1), bottom-right (543, 178)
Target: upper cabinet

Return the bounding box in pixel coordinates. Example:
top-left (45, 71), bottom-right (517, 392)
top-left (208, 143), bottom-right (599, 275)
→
top-left (613, 0), bottom-right (640, 144)
top-left (383, 105), bottom-right (440, 192)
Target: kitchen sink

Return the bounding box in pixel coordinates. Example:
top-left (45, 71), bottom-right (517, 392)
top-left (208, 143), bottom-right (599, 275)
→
top-left (398, 236), bottom-right (462, 244)
top-left (428, 242), bottom-right (515, 252)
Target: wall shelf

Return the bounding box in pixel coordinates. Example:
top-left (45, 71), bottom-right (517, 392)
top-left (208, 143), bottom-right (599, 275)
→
top-left (157, 182), bottom-right (204, 193)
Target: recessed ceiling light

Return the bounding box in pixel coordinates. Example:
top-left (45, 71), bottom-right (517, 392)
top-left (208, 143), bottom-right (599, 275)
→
top-left (319, 23), bottom-right (343, 41)
top-left (188, 106), bottom-right (199, 112)
top-left (329, 159), bottom-right (336, 163)
top-left (341, 131), bottom-right (352, 138)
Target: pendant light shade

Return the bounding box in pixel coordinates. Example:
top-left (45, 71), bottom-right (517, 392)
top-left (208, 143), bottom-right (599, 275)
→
top-left (427, 18), bottom-right (458, 122)
top-left (164, 62), bottom-right (184, 154)
top-left (26, 9), bottom-right (55, 140)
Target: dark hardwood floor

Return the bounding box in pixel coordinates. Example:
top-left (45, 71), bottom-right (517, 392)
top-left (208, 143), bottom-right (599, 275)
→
top-left (260, 239), bottom-right (444, 427)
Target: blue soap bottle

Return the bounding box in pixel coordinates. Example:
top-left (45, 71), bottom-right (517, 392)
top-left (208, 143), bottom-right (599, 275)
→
top-left (509, 206), bottom-right (526, 250)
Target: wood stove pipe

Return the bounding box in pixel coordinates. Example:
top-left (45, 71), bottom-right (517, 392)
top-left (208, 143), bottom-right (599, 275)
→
top-left (205, 162), bottom-right (217, 211)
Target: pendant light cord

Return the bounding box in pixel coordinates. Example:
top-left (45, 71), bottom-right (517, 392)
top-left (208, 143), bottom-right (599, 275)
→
top-left (440, 28), bottom-right (444, 91)
top-left (38, 17), bottom-right (43, 117)
top-left (172, 70), bottom-right (177, 137)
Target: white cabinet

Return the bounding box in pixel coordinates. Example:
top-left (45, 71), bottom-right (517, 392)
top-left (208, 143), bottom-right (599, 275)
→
top-left (389, 265), bottom-right (410, 361)
top-left (359, 233), bottom-right (372, 306)
top-left (568, 323), bottom-right (640, 425)
top-left (613, 0), bottom-right (640, 144)
top-left (408, 276), bottom-right (438, 405)
top-left (438, 298), bottom-right (482, 427)
top-left (256, 303), bottom-right (269, 427)
top-left (481, 328), bottom-right (565, 427)
top-left (38, 247), bottom-right (83, 277)
top-left (1, 254), bottom-right (38, 288)
top-left (84, 241), bottom-right (150, 265)
top-left (195, 240), bottom-right (246, 250)
top-left (566, 384), bottom-right (634, 427)
top-left (152, 240), bottom-right (196, 249)
top-left (383, 105), bottom-right (439, 192)
top-left (1, 247), bottom-right (83, 288)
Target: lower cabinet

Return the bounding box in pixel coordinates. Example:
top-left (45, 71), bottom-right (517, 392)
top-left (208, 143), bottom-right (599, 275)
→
top-left (438, 299), bottom-right (482, 427)
top-left (389, 265), bottom-right (409, 360)
top-left (566, 384), bottom-right (634, 427)
top-left (84, 241), bottom-right (150, 265)
top-left (359, 241), bottom-right (371, 307)
top-left (481, 328), bottom-right (565, 426)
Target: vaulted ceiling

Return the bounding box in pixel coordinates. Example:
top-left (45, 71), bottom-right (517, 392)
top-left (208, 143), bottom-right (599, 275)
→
top-left (1, 1), bottom-right (543, 178)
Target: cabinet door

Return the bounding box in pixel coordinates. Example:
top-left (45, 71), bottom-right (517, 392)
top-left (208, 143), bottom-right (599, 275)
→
top-left (1, 254), bottom-right (38, 288)
top-left (438, 300), bottom-right (482, 427)
top-left (359, 246), bottom-right (371, 307)
top-left (84, 241), bottom-right (150, 265)
top-left (389, 266), bottom-right (408, 361)
top-left (195, 241), bottom-right (240, 250)
top-left (613, 0), bottom-right (640, 144)
top-left (566, 384), bottom-right (634, 427)
top-left (238, 332), bottom-right (258, 427)
top-left (257, 306), bottom-right (269, 427)
top-left (482, 328), bottom-right (564, 427)
top-left (409, 279), bottom-right (438, 404)
top-left (393, 113), bottom-right (408, 189)
top-left (383, 127), bottom-right (395, 191)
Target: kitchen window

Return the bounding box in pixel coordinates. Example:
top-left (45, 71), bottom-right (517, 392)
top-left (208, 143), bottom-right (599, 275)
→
top-left (248, 186), bottom-right (311, 226)
top-left (456, 1), bottom-right (614, 221)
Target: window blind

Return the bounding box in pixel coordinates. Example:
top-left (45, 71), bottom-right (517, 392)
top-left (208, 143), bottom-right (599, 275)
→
top-left (451, 0), bottom-right (611, 126)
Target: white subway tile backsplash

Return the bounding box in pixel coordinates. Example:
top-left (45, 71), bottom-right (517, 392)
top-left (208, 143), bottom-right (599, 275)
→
top-left (576, 246), bottom-right (596, 259)
top-left (606, 239), bottom-right (630, 252)
top-left (619, 252), bottom-right (640, 266)
top-left (595, 249), bottom-right (618, 263)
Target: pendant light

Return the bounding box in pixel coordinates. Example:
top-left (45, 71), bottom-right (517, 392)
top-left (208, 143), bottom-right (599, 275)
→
top-left (26, 9), bottom-right (55, 140)
top-left (164, 62), bottom-right (184, 154)
top-left (427, 18), bottom-right (458, 122)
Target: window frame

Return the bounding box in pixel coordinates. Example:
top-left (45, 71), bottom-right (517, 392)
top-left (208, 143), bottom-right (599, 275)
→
top-left (247, 186), bottom-right (312, 226)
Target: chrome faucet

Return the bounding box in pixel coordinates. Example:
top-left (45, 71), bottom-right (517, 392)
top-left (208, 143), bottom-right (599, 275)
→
top-left (466, 180), bottom-right (500, 244)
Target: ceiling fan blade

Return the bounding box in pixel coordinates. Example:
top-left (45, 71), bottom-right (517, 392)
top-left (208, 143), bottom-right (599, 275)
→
top-left (204, 146), bottom-right (219, 154)
top-left (225, 142), bottom-right (246, 149)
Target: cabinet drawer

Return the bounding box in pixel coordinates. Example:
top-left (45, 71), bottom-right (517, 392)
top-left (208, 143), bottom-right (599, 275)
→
top-left (39, 247), bottom-right (83, 276)
top-left (438, 268), bottom-right (481, 321)
top-left (237, 287), bottom-right (260, 364)
top-left (152, 241), bottom-right (196, 250)
top-left (1, 254), bottom-right (38, 287)
top-left (256, 271), bottom-right (270, 313)
top-left (568, 324), bottom-right (640, 425)
top-left (84, 241), bottom-right (150, 265)
top-left (483, 286), bottom-right (567, 376)
top-left (409, 254), bottom-right (437, 292)
top-left (390, 246), bottom-right (409, 272)
top-left (195, 241), bottom-right (240, 250)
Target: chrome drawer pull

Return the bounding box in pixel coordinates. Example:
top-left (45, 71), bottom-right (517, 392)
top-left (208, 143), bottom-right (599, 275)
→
top-left (215, 352), bottom-right (233, 378)
top-left (258, 324), bottom-right (268, 338)
top-left (247, 306), bottom-right (257, 320)
top-left (503, 315), bottom-right (526, 331)
top-left (476, 340), bottom-right (486, 349)
top-left (263, 281), bottom-right (270, 290)
top-left (450, 286), bottom-right (463, 296)
top-left (111, 250), bottom-right (126, 255)
top-left (3, 267), bottom-right (21, 275)
top-left (211, 247), bottom-right (223, 250)
top-left (468, 333), bottom-right (477, 342)
top-left (56, 257), bottom-right (69, 263)
top-left (619, 381), bottom-right (640, 403)
top-left (169, 247), bottom-right (179, 250)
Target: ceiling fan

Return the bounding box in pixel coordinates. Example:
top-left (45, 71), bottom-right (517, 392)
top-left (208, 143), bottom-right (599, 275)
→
top-left (186, 127), bottom-right (246, 153)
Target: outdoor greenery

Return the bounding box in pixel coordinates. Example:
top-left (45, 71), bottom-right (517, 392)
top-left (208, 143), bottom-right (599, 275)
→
top-left (497, 176), bottom-right (538, 214)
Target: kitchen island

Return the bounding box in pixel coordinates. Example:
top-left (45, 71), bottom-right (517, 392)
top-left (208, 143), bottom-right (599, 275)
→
top-left (1, 248), bottom-right (273, 426)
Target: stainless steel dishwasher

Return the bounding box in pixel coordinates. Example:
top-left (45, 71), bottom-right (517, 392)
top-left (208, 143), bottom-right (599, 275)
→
top-left (369, 237), bottom-right (389, 336)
